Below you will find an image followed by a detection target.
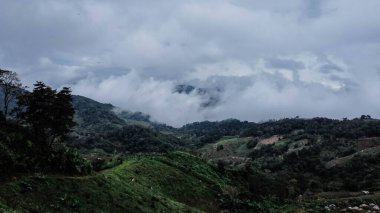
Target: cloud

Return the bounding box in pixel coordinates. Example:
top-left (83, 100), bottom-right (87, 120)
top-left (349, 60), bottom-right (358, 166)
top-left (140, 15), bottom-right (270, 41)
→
top-left (1, 0), bottom-right (380, 126)
top-left (70, 52), bottom-right (379, 127)
top-left (71, 70), bottom-right (206, 126)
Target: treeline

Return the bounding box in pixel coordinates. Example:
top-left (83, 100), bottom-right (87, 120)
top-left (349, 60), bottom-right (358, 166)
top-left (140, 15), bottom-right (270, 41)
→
top-left (0, 69), bottom-right (91, 177)
top-left (180, 116), bottom-right (380, 147)
top-left (241, 116), bottom-right (380, 139)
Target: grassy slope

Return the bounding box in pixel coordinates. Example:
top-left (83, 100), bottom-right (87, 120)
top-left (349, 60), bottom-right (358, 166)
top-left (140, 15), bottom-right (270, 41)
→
top-left (198, 137), bottom-right (255, 170)
top-left (199, 137), bottom-right (254, 158)
top-left (0, 152), bottom-right (229, 213)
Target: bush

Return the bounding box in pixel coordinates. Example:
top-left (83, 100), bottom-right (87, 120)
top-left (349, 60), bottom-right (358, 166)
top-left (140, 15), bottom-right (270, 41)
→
top-left (246, 138), bottom-right (259, 149)
top-left (47, 145), bottom-right (92, 175)
top-left (0, 142), bottom-right (15, 175)
top-left (0, 125), bottom-right (93, 177)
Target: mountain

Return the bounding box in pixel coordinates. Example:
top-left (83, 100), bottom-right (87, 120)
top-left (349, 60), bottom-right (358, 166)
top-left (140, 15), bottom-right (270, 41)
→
top-left (192, 117), bottom-right (380, 197)
top-left (0, 92), bottom-right (182, 159)
top-left (174, 84), bottom-right (222, 108)
top-left (69, 96), bottom-right (184, 161)
top-left (1, 89), bottom-right (380, 212)
top-left (72, 95), bottom-right (126, 133)
top-left (115, 109), bottom-right (151, 123)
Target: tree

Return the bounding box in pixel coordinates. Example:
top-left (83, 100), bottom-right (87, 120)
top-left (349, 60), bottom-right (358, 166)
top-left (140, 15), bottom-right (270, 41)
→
top-left (16, 81), bottom-right (75, 153)
top-left (50, 86), bottom-right (76, 147)
top-left (0, 69), bottom-right (23, 119)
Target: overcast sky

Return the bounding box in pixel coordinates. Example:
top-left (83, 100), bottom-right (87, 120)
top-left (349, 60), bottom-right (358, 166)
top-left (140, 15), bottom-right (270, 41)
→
top-left (1, 0), bottom-right (380, 126)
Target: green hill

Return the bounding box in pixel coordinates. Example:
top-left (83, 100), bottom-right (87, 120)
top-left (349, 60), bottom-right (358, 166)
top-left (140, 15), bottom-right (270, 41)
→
top-left (1, 88), bottom-right (380, 212)
top-left (72, 95), bottom-right (126, 133)
top-left (69, 96), bottom-right (184, 157)
top-left (0, 152), bottom-right (230, 213)
top-left (193, 118), bottom-right (380, 200)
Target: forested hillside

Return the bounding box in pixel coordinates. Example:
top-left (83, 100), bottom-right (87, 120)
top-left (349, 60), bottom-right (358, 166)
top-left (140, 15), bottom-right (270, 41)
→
top-left (0, 70), bottom-right (379, 212)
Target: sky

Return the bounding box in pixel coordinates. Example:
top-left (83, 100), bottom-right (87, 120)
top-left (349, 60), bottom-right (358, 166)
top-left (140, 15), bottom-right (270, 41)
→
top-left (1, 0), bottom-right (380, 126)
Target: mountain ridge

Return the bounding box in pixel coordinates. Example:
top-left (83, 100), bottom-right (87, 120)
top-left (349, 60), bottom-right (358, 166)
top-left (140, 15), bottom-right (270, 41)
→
top-left (1, 90), bottom-right (380, 212)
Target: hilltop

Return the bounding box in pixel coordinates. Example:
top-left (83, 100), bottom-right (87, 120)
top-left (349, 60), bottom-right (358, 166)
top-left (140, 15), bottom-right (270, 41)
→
top-left (0, 152), bottom-right (247, 213)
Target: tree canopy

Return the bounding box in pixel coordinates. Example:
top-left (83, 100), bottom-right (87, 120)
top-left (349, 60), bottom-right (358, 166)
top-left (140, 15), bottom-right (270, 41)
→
top-left (0, 69), bottom-right (23, 118)
top-left (16, 81), bottom-right (75, 153)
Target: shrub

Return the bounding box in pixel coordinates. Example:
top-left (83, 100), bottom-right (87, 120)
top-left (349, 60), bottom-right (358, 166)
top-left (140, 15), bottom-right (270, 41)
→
top-left (0, 142), bottom-right (15, 175)
top-left (246, 138), bottom-right (259, 149)
top-left (47, 145), bottom-right (92, 175)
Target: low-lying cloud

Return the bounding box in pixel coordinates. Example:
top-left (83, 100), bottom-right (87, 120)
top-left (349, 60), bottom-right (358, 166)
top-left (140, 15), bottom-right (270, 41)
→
top-left (1, 0), bottom-right (380, 126)
top-left (71, 53), bottom-right (380, 126)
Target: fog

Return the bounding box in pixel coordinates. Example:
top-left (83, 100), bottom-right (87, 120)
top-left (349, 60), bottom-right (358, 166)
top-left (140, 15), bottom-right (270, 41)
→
top-left (1, 0), bottom-right (380, 126)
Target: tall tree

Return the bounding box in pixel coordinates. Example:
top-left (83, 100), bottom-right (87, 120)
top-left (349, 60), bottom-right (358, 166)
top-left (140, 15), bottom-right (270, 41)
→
top-left (50, 87), bottom-right (76, 147)
top-left (17, 82), bottom-right (76, 153)
top-left (0, 69), bottom-right (23, 118)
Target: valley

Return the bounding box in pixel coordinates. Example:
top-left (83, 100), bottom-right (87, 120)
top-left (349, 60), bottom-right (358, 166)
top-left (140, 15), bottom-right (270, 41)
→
top-left (1, 93), bottom-right (380, 212)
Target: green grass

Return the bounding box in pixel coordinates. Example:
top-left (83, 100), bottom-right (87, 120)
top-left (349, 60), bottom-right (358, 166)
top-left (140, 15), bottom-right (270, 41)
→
top-left (219, 136), bottom-right (237, 140)
top-left (199, 137), bottom-right (255, 158)
top-left (272, 139), bottom-right (290, 148)
top-left (0, 152), bottom-right (229, 213)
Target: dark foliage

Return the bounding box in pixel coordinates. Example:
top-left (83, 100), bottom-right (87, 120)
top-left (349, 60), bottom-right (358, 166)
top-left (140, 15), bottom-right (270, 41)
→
top-left (180, 117), bottom-right (380, 148)
top-left (0, 121), bottom-right (91, 177)
top-left (0, 81), bottom-right (91, 178)
top-left (72, 125), bottom-right (183, 154)
top-left (16, 82), bottom-right (76, 155)
top-left (183, 116), bottom-right (380, 198)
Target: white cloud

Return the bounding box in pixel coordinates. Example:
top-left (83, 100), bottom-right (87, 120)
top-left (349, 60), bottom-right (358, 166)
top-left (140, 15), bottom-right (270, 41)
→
top-left (188, 60), bottom-right (255, 80)
top-left (71, 71), bottom-right (206, 126)
top-left (0, 0), bottom-right (380, 125)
